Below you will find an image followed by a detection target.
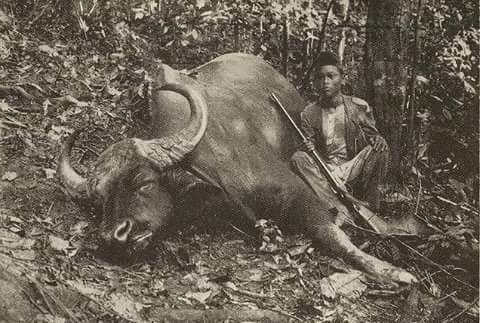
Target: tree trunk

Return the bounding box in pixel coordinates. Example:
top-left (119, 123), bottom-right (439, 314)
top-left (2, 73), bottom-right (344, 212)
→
top-left (365, 0), bottom-right (409, 184)
top-left (335, 0), bottom-right (350, 65)
top-left (282, 15), bottom-right (289, 76)
top-left (234, 20), bottom-right (240, 52)
top-left (406, 0), bottom-right (424, 167)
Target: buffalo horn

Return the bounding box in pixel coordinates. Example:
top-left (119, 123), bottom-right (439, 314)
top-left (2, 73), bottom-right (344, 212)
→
top-left (134, 83), bottom-right (208, 170)
top-left (57, 129), bottom-right (89, 200)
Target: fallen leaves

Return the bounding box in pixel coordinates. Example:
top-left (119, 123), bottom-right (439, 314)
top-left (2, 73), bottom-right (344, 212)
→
top-left (43, 168), bottom-right (56, 179)
top-left (0, 8), bottom-right (11, 25)
top-left (256, 219), bottom-right (285, 253)
top-left (103, 84), bottom-right (122, 98)
top-left (185, 290), bottom-right (212, 304)
top-left (0, 228), bottom-right (36, 260)
top-left (222, 281), bottom-right (269, 299)
top-left (237, 268), bottom-right (264, 282)
top-left (0, 85), bottom-right (36, 102)
top-left (449, 295), bottom-right (479, 319)
top-left (0, 101), bottom-right (12, 112)
top-left (49, 235), bottom-right (70, 252)
top-left (287, 241), bottom-right (313, 257)
top-left (319, 271), bottom-right (367, 300)
top-left (48, 234), bottom-right (79, 257)
top-left (66, 279), bottom-right (145, 322)
top-left (47, 125), bottom-right (73, 142)
top-left (34, 314), bottom-right (67, 323)
top-left (69, 221), bottom-right (89, 236)
top-left (0, 35), bottom-right (9, 60)
top-left (38, 44), bottom-right (59, 57)
top-left (1, 113), bottom-right (28, 129)
top-left (2, 171), bottom-right (19, 181)
top-left (149, 279), bottom-right (166, 295)
top-left (50, 95), bottom-right (89, 108)
top-left (4, 214), bottom-right (24, 234)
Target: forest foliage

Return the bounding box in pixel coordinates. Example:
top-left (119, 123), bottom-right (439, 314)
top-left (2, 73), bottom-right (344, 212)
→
top-left (6, 0), bottom-right (478, 188)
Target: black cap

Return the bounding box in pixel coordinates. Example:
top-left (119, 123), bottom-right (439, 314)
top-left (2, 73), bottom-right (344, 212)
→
top-left (316, 51), bottom-right (340, 68)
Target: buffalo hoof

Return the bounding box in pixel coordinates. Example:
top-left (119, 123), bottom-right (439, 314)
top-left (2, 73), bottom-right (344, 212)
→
top-left (363, 258), bottom-right (417, 286)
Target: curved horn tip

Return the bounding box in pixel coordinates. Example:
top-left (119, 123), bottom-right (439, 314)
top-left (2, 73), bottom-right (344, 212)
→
top-left (57, 128), bottom-right (89, 200)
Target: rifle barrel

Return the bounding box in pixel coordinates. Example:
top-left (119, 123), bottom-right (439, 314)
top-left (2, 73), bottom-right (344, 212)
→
top-left (270, 93), bottom-right (307, 142)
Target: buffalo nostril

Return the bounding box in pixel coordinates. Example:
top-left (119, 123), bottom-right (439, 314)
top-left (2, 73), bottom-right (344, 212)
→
top-left (113, 219), bottom-right (133, 243)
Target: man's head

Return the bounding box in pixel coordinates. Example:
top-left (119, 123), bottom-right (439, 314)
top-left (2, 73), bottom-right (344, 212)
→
top-left (313, 51), bottom-right (343, 99)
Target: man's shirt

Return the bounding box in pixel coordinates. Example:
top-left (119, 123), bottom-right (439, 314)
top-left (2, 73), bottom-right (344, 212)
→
top-left (300, 95), bottom-right (379, 158)
top-left (321, 103), bottom-right (348, 164)
top-left (299, 95), bottom-right (382, 183)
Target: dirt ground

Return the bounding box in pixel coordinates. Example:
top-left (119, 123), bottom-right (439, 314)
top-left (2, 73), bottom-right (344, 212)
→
top-left (0, 13), bottom-right (478, 323)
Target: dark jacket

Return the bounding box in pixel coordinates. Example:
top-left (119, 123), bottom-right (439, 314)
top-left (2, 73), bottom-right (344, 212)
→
top-left (300, 95), bottom-right (380, 159)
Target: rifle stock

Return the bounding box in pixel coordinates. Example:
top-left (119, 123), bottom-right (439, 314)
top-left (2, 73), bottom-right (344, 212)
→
top-left (270, 92), bottom-right (381, 233)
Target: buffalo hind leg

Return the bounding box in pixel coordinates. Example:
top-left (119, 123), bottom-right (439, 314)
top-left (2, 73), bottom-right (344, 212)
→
top-left (312, 222), bottom-right (417, 284)
top-left (289, 172), bottom-right (416, 284)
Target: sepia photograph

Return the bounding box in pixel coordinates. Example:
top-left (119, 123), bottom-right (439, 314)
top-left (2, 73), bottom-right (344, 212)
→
top-left (0, 0), bottom-right (478, 322)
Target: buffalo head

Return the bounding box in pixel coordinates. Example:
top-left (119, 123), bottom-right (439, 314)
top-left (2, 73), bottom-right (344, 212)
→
top-left (57, 83), bottom-right (208, 256)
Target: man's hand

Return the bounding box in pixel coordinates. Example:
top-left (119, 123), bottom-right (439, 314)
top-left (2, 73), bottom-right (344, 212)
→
top-left (301, 139), bottom-right (315, 152)
top-left (370, 135), bottom-right (388, 152)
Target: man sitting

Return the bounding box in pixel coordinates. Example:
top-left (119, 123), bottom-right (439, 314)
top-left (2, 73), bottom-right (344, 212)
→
top-left (291, 51), bottom-right (389, 212)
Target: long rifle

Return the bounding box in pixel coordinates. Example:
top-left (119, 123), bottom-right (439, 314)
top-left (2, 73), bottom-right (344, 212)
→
top-left (270, 92), bottom-right (382, 233)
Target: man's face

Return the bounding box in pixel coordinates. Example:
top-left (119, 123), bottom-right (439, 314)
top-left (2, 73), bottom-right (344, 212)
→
top-left (314, 65), bottom-right (343, 98)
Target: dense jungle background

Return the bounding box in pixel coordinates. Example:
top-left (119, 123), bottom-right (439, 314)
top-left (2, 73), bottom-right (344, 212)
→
top-left (0, 0), bottom-right (478, 322)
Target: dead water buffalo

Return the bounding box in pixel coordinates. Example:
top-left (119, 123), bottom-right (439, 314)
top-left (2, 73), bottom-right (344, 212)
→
top-left (58, 53), bottom-right (415, 284)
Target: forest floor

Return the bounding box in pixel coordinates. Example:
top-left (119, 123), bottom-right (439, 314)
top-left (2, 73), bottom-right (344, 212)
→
top-left (0, 13), bottom-right (478, 323)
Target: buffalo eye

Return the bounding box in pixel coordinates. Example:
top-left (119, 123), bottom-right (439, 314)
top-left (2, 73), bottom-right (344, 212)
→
top-left (137, 181), bottom-right (154, 196)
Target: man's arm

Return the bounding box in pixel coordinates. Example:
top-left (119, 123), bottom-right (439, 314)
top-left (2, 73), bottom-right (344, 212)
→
top-left (353, 98), bottom-right (388, 152)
